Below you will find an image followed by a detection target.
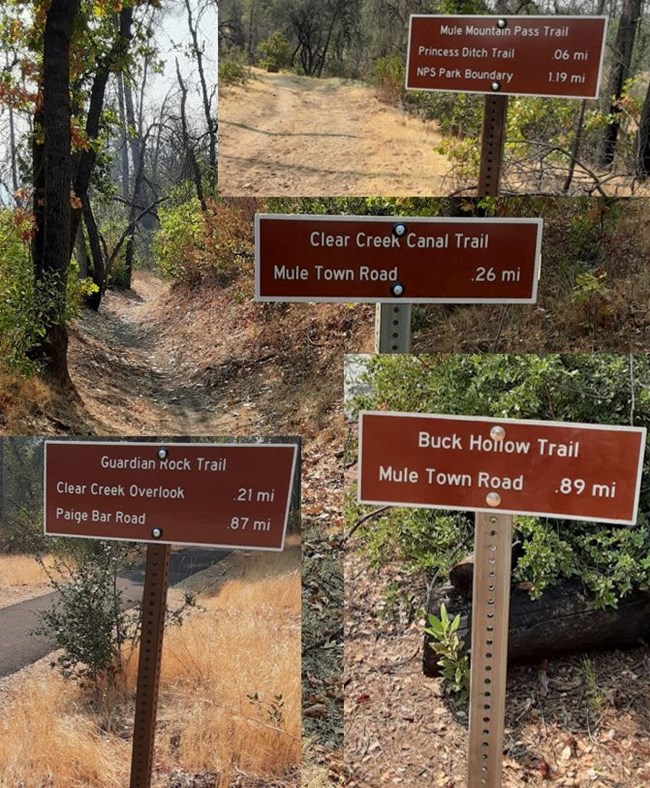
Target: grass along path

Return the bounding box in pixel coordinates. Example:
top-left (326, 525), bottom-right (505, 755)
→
top-left (218, 69), bottom-right (451, 197)
top-left (0, 546), bottom-right (301, 787)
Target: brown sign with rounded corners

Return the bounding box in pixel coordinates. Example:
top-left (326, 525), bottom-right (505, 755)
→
top-left (406, 15), bottom-right (607, 99)
top-left (44, 441), bottom-right (298, 550)
top-left (358, 412), bottom-right (646, 524)
top-left (255, 214), bottom-right (542, 303)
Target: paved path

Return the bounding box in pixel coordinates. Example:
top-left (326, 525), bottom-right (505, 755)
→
top-left (0, 547), bottom-right (228, 676)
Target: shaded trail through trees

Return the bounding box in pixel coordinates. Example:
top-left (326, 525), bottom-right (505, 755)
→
top-left (67, 269), bottom-right (364, 438)
top-left (218, 69), bottom-right (451, 196)
top-left (68, 272), bottom-right (270, 436)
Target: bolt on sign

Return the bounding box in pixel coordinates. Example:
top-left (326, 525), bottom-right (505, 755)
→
top-left (406, 15), bottom-right (607, 99)
top-left (358, 412), bottom-right (646, 525)
top-left (44, 441), bottom-right (298, 550)
top-left (255, 214), bottom-right (542, 304)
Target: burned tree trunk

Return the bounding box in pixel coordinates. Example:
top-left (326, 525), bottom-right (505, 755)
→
top-left (600, 0), bottom-right (642, 168)
top-left (30, 0), bottom-right (80, 384)
top-left (424, 574), bottom-right (650, 677)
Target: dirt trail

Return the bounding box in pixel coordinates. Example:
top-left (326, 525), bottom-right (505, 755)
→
top-left (68, 272), bottom-right (265, 436)
top-left (218, 69), bottom-right (451, 196)
top-left (67, 269), bottom-right (372, 439)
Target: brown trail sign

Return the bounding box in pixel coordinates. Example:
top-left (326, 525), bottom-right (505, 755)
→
top-left (406, 15), bottom-right (607, 100)
top-left (406, 16), bottom-right (607, 198)
top-left (358, 412), bottom-right (645, 525)
top-left (357, 411), bottom-right (645, 787)
top-left (43, 439), bottom-right (299, 788)
top-left (256, 213), bottom-right (543, 353)
top-left (44, 441), bottom-right (298, 550)
top-left (255, 214), bottom-right (541, 304)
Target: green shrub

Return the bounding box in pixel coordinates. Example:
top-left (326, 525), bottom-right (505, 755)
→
top-left (152, 197), bottom-right (203, 281)
top-left (35, 541), bottom-right (141, 691)
top-left (257, 31), bottom-right (290, 70)
top-left (406, 90), bottom-right (483, 138)
top-left (372, 53), bottom-right (405, 101)
top-left (0, 210), bottom-right (97, 373)
top-left (153, 197), bottom-right (255, 286)
top-left (351, 354), bottom-right (650, 609)
top-left (0, 210), bottom-right (39, 372)
top-left (424, 604), bottom-right (470, 701)
top-left (219, 51), bottom-right (249, 86)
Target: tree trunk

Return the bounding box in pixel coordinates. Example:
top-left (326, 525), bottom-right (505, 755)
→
top-left (116, 71), bottom-right (130, 201)
top-left (563, 100), bottom-right (587, 192)
top-left (247, 0), bottom-right (256, 65)
top-left (0, 440), bottom-right (4, 526)
top-left (31, 103), bottom-right (45, 282)
top-left (636, 76), bottom-right (650, 178)
top-left (30, 0), bottom-right (80, 384)
top-left (122, 72), bottom-right (147, 289)
top-left (69, 6), bottom-right (134, 259)
top-left (184, 0), bottom-right (217, 173)
top-left (176, 59), bottom-right (207, 211)
top-left (423, 579), bottom-right (650, 677)
top-left (316, 3), bottom-right (341, 78)
top-left (8, 106), bottom-right (18, 195)
top-left (82, 198), bottom-right (105, 311)
top-left (75, 222), bottom-right (90, 279)
top-left (600, 0), bottom-right (642, 168)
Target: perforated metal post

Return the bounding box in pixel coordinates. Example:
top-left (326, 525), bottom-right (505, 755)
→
top-left (467, 512), bottom-right (513, 788)
top-left (130, 542), bottom-right (171, 788)
top-left (478, 95), bottom-right (508, 197)
top-left (375, 303), bottom-right (412, 353)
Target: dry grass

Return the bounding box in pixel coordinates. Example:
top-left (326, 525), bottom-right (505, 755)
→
top-left (412, 199), bottom-right (650, 354)
top-left (0, 370), bottom-right (89, 434)
top-left (0, 554), bottom-right (61, 588)
top-left (0, 373), bottom-right (52, 431)
top-left (0, 547), bottom-right (301, 786)
top-left (301, 739), bottom-right (334, 787)
top-left (149, 547), bottom-right (302, 785)
top-left (0, 672), bottom-right (128, 787)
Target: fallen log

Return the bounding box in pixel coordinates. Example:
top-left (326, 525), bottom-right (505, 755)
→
top-left (423, 578), bottom-right (650, 677)
top-left (448, 545), bottom-right (524, 600)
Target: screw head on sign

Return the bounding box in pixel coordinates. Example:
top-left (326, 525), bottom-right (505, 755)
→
top-left (391, 282), bottom-right (405, 297)
top-left (491, 81), bottom-right (501, 92)
top-left (151, 528), bottom-right (162, 539)
top-left (157, 447), bottom-right (168, 460)
top-left (490, 517), bottom-right (497, 524)
top-left (486, 492), bottom-right (502, 508)
top-left (496, 18), bottom-right (508, 29)
top-left (490, 425), bottom-right (506, 442)
top-left (392, 222), bottom-right (407, 238)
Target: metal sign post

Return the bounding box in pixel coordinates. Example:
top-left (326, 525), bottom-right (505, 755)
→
top-left (478, 94), bottom-right (509, 197)
top-left (467, 512), bottom-right (513, 788)
top-left (129, 542), bottom-right (171, 788)
top-left (375, 303), bottom-right (412, 353)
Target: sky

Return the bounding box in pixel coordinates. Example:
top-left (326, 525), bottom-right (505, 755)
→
top-left (148, 0), bottom-right (217, 115)
top-left (0, 0), bottom-right (217, 205)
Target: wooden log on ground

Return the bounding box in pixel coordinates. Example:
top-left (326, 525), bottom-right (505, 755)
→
top-left (448, 545), bottom-right (524, 600)
top-left (423, 579), bottom-right (650, 677)
top-left (448, 554), bottom-right (474, 599)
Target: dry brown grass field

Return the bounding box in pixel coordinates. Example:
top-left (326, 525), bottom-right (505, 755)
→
top-left (0, 544), bottom-right (301, 787)
top-left (0, 554), bottom-right (65, 609)
top-left (0, 554), bottom-right (59, 588)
